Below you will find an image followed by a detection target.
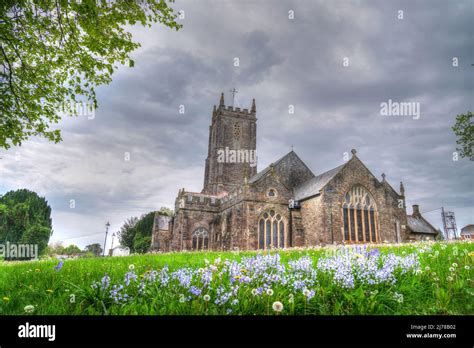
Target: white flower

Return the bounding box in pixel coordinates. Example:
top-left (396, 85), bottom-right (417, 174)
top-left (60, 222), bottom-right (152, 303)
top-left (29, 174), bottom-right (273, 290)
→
top-left (128, 264), bottom-right (135, 270)
top-left (203, 294), bottom-right (211, 302)
top-left (433, 277), bottom-right (440, 282)
top-left (447, 276), bottom-right (453, 282)
top-left (303, 288), bottom-right (310, 297)
top-left (266, 289), bottom-right (274, 296)
top-left (393, 292), bottom-right (404, 303)
top-left (24, 305), bottom-right (35, 313)
top-left (272, 301), bottom-right (284, 312)
top-left (425, 266), bottom-right (430, 271)
top-left (449, 267), bottom-right (455, 273)
top-left (197, 268), bottom-right (204, 273)
top-left (452, 263), bottom-right (458, 268)
top-left (251, 289), bottom-right (258, 296)
top-left (465, 265), bottom-right (470, 270)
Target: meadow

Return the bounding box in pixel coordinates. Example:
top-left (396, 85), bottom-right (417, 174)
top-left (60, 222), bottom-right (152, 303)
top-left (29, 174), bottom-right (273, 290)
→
top-left (0, 240), bottom-right (472, 315)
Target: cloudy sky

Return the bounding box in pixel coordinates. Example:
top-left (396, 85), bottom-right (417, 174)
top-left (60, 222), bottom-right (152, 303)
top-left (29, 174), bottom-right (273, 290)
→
top-left (0, 0), bottom-right (472, 249)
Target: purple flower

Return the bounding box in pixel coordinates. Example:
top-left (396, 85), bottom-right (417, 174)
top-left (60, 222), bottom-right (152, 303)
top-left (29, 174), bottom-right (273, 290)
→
top-left (54, 261), bottom-right (64, 272)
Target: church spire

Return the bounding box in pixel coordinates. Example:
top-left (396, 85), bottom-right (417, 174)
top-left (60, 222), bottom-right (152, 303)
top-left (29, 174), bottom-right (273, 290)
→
top-left (251, 98), bottom-right (256, 113)
top-left (219, 92), bottom-right (225, 107)
top-left (400, 181), bottom-right (405, 196)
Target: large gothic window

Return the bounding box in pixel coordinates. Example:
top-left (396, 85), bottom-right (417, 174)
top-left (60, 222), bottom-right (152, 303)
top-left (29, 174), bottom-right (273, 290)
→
top-left (192, 227), bottom-right (209, 250)
top-left (258, 210), bottom-right (286, 250)
top-left (342, 185), bottom-right (378, 243)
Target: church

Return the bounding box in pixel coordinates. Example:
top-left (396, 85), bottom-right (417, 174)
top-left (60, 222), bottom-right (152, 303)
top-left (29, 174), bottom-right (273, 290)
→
top-left (151, 93), bottom-right (438, 252)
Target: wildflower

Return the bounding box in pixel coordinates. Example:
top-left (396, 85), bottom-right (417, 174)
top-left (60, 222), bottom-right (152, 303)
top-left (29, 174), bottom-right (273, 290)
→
top-left (241, 268), bottom-right (247, 273)
top-left (190, 286), bottom-right (202, 297)
top-left (303, 288), bottom-right (310, 297)
top-left (393, 292), bottom-right (404, 303)
top-left (433, 277), bottom-right (440, 282)
top-left (449, 267), bottom-right (455, 273)
top-left (54, 261), bottom-right (64, 272)
top-left (452, 263), bottom-right (458, 268)
top-left (2, 297), bottom-right (10, 302)
top-left (266, 289), bottom-right (274, 296)
top-left (231, 299), bottom-right (239, 306)
top-left (203, 294), bottom-right (211, 302)
top-left (128, 264), bottom-right (135, 271)
top-left (447, 276), bottom-right (453, 282)
top-left (272, 301), bottom-right (284, 312)
top-left (425, 266), bottom-right (430, 271)
top-left (46, 289), bottom-right (54, 293)
top-left (465, 265), bottom-right (470, 270)
top-left (251, 289), bottom-right (258, 296)
top-left (210, 265), bottom-right (218, 272)
top-left (24, 305), bottom-right (35, 314)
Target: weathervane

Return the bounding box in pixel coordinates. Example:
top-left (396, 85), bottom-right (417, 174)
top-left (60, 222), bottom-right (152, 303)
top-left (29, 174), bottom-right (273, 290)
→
top-left (229, 88), bottom-right (238, 106)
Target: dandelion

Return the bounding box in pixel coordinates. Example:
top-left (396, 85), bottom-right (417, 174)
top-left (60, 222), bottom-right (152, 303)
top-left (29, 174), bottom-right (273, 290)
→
top-left (447, 276), bottom-right (453, 282)
top-left (2, 297), bottom-right (10, 302)
top-left (393, 292), bottom-right (404, 303)
top-left (303, 288), bottom-right (310, 297)
top-left (266, 289), bottom-right (274, 296)
top-left (465, 265), bottom-right (470, 270)
top-left (449, 267), bottom-right (455, 273)
top-left (24, 305), bottom-right (35, 314)
top-left (452, 263), bottom-right (458, 268)
top-left (251, 289), bottom-right (258, 296)
top-left (128, 264), bottom-right (135, 271)
top-left (203, 294), bottom-right (211, 302)
top-left (425, 266), bottom-right (430, 271)
top-left (272, 301), bottom-right (284, 312)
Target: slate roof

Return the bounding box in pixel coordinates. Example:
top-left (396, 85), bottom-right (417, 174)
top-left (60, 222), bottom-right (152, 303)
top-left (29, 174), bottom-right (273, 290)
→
top-left (293, 163), bottom-right (346, 201)
top-left (407, 215), bottom-right (438, 234)
top-left (248, 152), bottom-right (289, 184)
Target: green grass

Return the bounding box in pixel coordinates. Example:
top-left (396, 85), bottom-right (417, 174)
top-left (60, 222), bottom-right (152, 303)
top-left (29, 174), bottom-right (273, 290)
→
top-left (0, 241), bottom-right (472, 315)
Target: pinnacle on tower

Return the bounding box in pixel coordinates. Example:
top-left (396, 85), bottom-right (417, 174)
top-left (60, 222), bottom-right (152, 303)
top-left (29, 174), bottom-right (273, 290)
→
top-left (219, 92), bottom-right (225, 106)
top-left (251, 98), bottom-right (256, 113)
top-left (400, 181), bottom-right (405, 196)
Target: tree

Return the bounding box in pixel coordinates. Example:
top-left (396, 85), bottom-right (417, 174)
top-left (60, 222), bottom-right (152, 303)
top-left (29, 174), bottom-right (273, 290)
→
top-left (0, 189), bottom-right (53, 256)
top-left (84, 243), bottom-right (102, 257)
top-left (63, 244), bottom-right (81, 255)
top-left (117, 216), bottom-right (138, 251)
top-left (0, 0), bottom-right (181, 149)
top-left (452, 111), bottom-right (473, 160)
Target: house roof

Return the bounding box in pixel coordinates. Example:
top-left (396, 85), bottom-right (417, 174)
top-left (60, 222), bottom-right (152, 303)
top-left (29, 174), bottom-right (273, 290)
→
top-left (293, 163), bottom-right (346, 201)
top-left (407, 215), bottom-right (438, 234)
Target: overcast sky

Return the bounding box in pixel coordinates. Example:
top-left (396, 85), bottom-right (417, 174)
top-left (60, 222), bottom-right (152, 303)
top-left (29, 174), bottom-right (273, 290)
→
top-left (0, 0), bottom-right (472, 249)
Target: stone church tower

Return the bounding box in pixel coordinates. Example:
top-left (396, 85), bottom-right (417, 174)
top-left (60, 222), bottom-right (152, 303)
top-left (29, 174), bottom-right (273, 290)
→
top-left (202, 93), bottom-right (257, 195)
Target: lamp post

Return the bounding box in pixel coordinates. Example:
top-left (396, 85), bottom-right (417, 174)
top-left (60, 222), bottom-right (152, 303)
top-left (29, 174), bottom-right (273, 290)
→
top-left (103, 221), bottom-right (110, 256)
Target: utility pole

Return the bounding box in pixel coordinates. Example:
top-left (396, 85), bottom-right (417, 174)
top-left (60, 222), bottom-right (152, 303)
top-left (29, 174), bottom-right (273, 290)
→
top-left (103, 221), bottom-right (110, 256)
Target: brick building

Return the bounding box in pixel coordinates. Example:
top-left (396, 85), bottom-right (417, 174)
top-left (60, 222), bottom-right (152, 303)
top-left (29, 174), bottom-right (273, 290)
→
top-left (151, 93), bottom-right (438, 251)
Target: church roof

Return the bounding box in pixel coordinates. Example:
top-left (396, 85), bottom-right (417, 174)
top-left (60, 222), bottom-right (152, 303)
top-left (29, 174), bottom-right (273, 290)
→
top-left (407, 215), bottom-right (438, 234)
top-left (248, 151), bottom-right (315, 188)
top-left (293, 163), bottom-right (346, 201)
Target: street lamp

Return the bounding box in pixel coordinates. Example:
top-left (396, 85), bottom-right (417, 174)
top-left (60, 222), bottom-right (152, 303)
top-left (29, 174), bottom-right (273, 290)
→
top-left (103, 221), bottom-right (110, 256)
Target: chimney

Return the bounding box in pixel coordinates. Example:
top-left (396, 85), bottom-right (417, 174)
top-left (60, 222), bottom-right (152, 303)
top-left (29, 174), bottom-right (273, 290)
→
top-left (412, 204), bottom-right (421, 218)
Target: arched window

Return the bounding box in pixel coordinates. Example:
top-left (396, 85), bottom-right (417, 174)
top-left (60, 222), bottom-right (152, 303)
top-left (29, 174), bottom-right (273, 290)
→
top-left (192, 227), bottom-right (209, 250)
top-left (258, 210), bottom-right (286, 250)
top-left (342, 185), bottom-right (378, 243)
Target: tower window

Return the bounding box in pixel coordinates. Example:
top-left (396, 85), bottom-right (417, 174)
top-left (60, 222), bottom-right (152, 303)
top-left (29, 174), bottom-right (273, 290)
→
top-left (233, 123), bottom-right (241, 139)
